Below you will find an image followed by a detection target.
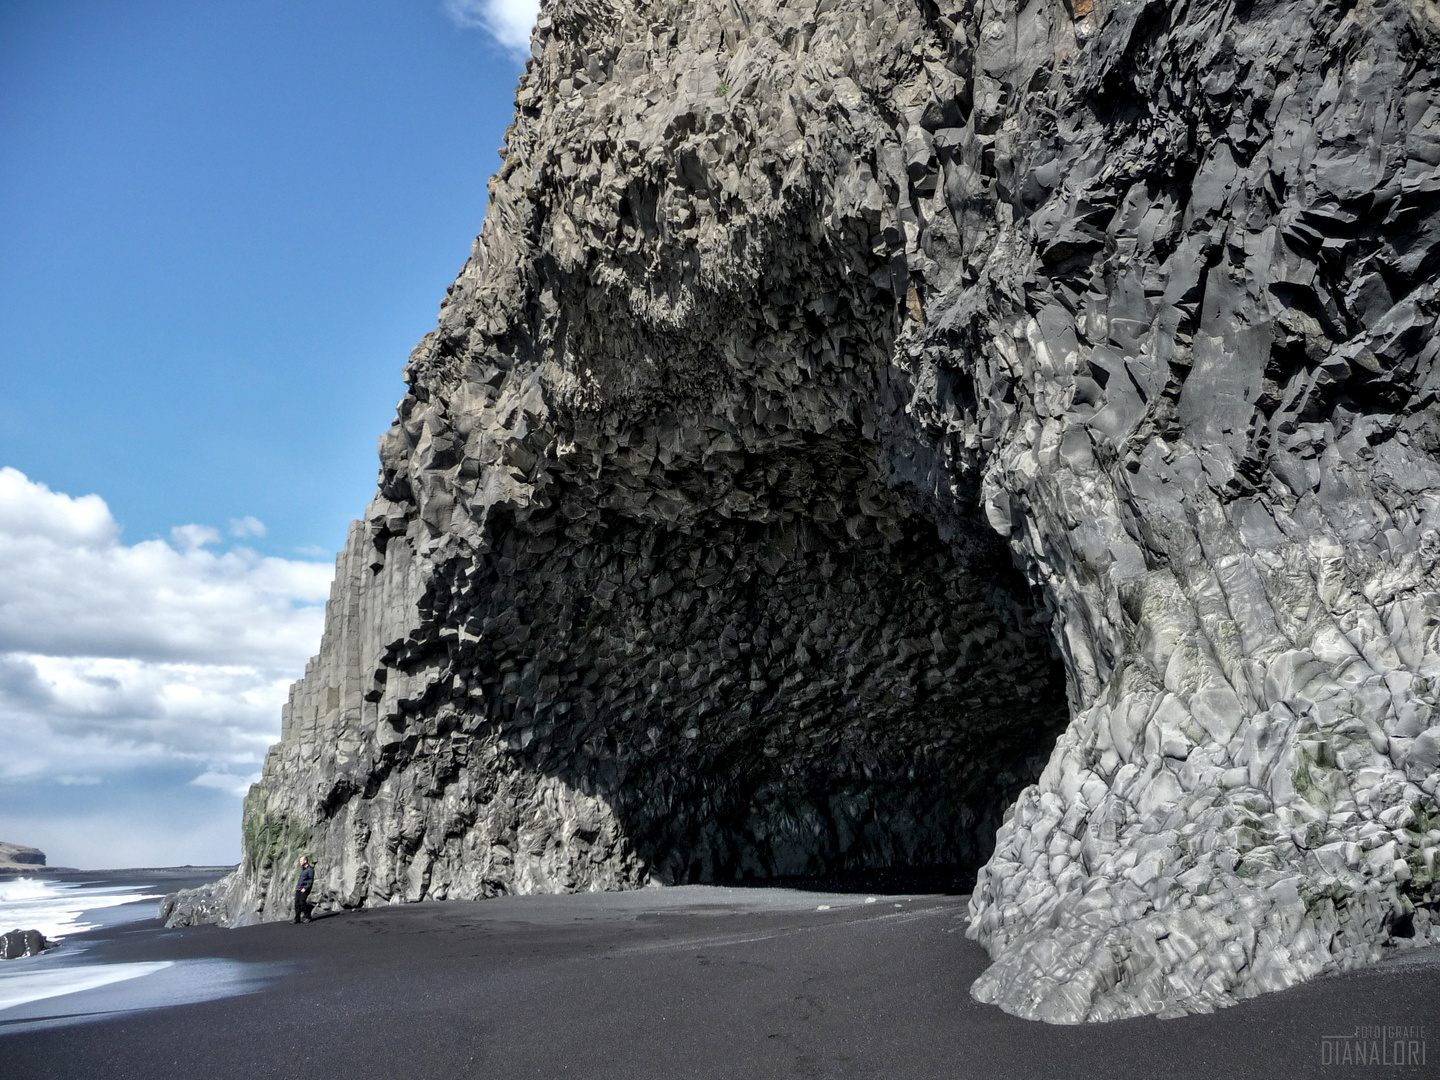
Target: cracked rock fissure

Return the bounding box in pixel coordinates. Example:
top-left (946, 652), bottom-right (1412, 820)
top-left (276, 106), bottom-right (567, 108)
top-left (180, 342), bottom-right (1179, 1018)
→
top-left (164, 0), bottom-right (1440, 1025)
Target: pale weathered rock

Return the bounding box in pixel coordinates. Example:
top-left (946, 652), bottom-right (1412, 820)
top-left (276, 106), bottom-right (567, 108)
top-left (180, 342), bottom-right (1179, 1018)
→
top-left (0, 842), bottom-right (46, 870)
top-left (158, 878), bottom-right (233, 928)
top-left (170, 0), bottom-right (1440, 1025)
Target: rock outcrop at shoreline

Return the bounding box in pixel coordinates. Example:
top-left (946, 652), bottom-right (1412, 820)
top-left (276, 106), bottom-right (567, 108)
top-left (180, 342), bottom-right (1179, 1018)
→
top-left (0, 842), bottom-right (47, 870)
top-left (0, 929), bottom-right (47, 960)
top-left (168, 0), bottom-right (1440, 1022)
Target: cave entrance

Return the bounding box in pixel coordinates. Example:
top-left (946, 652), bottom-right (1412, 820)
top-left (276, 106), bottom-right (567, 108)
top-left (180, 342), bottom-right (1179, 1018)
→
top-left (454, 434), bottom-right (1071, 894)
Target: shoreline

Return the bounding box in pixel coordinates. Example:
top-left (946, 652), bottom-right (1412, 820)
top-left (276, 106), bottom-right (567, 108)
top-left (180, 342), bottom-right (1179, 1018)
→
top-left (0, 872), bottom-right (1436, 1078)
top-left (0, 865), bottom-right (235, 879)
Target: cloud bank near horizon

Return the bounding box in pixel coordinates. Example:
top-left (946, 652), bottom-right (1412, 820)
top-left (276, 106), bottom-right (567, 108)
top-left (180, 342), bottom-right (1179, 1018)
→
top-left (0, 467), bottom-right (333, 867)
top-left (444, 0), bottom-right (540, 54)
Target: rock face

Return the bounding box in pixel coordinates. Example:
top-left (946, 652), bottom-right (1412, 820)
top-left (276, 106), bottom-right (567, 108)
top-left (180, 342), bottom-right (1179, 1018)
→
top-left (176, 0), bottom-right (1440, 1023)
top-left (157, 879), bottom-right (231, 928)
top-left (0, 842), bottom-right (46, 870)
top-left (0, 929), bottom-right (47, 960)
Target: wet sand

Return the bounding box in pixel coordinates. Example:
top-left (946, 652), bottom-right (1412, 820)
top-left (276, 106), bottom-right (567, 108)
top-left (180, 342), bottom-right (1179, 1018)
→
top-left (3, 878), bottom-right (1438, 1079)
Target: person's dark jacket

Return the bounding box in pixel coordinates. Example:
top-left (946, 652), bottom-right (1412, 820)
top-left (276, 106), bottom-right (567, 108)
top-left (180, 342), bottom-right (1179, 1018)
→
top-left (297, 865), bottom-right (314, 893)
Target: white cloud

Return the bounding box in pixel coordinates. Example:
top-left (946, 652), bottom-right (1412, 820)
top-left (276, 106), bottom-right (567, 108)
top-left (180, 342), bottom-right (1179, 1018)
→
top-left (0, 472), bottom-right (331, 668)
top-left (170, 522), bottom-right (221, 550)
top-left (229, 515), bottom-right (266, 539)
top-left (0, 468), bottom-right (333, 865)
top-left (191, 770), bottom-right (261, 797)
top-left (0, 467), bottom-right (115, 547)
top-left (0, 655), bottom-right (294, 783)
top-left (445, 0), bottom-right (539, 54)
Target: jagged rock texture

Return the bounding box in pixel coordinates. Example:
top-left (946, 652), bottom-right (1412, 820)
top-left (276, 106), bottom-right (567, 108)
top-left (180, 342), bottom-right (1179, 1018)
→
top-left (172, 0), bottom-right (1440, 1024)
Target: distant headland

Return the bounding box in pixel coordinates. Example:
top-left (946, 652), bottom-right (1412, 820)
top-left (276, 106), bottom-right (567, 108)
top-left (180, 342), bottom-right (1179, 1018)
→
top-left (0, 841), bottom-right (48, 871)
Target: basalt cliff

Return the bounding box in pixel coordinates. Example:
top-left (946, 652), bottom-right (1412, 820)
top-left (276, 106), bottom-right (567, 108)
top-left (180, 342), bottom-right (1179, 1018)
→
top-left (169, 0), bottom-right (1440, 1023)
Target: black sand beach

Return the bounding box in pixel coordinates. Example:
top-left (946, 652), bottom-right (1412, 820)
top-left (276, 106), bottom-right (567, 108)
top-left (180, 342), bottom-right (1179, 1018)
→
top-left (3, 873), bottom-right (1438, 1080)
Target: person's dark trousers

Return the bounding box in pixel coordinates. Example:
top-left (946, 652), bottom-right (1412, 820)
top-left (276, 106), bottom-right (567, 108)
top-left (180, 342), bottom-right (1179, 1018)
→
top-left (294, 889), bottom-right (312, 923)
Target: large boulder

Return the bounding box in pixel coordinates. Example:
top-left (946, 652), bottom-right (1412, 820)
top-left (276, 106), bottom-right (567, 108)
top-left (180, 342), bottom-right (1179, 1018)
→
top-left (0, 930), bottom-right (47, 959)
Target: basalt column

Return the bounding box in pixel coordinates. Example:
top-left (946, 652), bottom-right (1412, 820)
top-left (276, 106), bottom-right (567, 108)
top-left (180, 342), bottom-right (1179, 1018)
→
top-left (166, 0), bottom-right (1440, 1027)
top-left (191, 0), bottom-right (1073, 932)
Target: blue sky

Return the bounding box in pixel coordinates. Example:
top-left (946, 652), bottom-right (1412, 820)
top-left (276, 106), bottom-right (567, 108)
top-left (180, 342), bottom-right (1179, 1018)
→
top-left (0, 0), bottom-right (535, 868)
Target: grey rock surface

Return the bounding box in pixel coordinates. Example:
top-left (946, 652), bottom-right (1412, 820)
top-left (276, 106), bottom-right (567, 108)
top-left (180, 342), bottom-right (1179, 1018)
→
top-left (0, 929), bottom-right (47, 959)
top-left (0, 842), bottom-right (47, 870)
top-left (183, 0), bottom-right (1440, 1023)
top-left (159, 877), bottom-right (235, 928)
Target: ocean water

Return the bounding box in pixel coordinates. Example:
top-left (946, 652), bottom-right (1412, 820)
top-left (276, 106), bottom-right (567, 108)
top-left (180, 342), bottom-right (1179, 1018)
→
top-left (0, 874), bottom-right (291, 1035)
top-left (0, 876), bottom-right (164, 941)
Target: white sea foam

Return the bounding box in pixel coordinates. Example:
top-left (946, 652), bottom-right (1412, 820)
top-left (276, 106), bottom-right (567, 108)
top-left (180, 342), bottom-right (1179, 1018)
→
top-left (0, 875), bottom-right (290, 1035)
top-left (0, 878), bottom-right (162, 941)
top-left (0, 958), bottom-right (291, 1034)
top-left (0, 962), bottom-right (171, 1011)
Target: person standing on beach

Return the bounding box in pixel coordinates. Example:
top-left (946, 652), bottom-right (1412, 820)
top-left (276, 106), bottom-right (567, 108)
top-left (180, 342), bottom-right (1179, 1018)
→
top-left (293, 855), bottom-right (314, 923)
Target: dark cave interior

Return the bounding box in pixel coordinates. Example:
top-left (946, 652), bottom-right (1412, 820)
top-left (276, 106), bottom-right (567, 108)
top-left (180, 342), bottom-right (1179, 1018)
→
top-left (402, 430), bottom-right (1072, 891)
